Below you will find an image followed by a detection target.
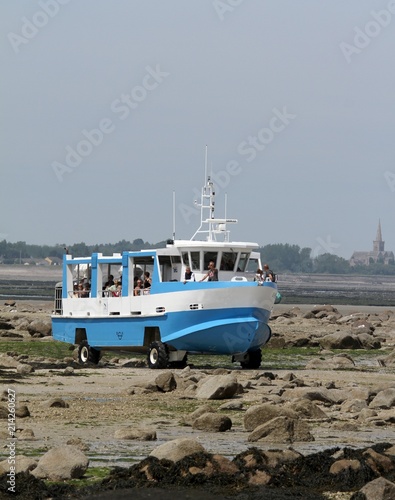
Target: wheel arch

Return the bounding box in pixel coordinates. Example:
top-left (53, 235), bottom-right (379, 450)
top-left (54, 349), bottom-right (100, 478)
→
top-left (75, 328), bottom-right (87, 345)
top-left (143, 326), bottom-right (161, 347)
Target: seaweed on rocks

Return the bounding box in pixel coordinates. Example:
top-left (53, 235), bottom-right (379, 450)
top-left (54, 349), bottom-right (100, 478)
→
top-left (0, 472), bottom-right (77, 500)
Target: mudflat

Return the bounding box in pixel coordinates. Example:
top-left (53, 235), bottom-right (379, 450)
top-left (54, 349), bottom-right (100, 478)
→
top-left (1, 299), bottom-right (395, 499)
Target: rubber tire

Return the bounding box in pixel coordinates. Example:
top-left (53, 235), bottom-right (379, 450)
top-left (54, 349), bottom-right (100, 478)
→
top-left (240, 349), bottom-right (262, 369)
top-left (78, 341), bottom-right (101, 365)
top-left (89, 346), bottom-right (101, 364)
top-left (147, 341), bottom-right (169, 369)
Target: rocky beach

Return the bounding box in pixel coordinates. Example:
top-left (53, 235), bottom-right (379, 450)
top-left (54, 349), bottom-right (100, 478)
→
top-left (0, 265), bottom-right (395, 499)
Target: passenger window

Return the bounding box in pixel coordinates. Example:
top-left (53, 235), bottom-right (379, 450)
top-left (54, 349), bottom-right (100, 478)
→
top-left (191, 251), bottom-right (200, 271)
top-left (203, 251), bottom-right (218, 270)
top-left (247, 258), bottom-right (259, 272)
top-left (220, 252), bottom-right (237, 271)
top-left (237, 252), bottom-right (250, 272)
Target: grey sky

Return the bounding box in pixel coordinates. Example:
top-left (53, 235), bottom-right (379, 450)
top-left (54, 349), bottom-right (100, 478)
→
top-left (1, 0), bottom-right (394, 259)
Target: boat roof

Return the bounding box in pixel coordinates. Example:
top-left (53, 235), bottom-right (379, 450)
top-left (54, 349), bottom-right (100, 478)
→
top-left (165, 239), bottom-right (259, 249)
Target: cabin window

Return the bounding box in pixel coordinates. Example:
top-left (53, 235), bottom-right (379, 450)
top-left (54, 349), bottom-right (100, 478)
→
top-left (182, 252), bottom-right (189, 266)
top-left (220, 251), bottom-right (237, 271)
top-left (237, 252), bottom-right (250, 272)
top-left (131, 255), bottom-right (155, 287)
top-left (158, 255), bottom-right (172, 281)
top-left (203, 251), bottom-right (218, 270)
top-left (101, 264), bottom-right (122, 288)
top-left (246, 257), bottom-right (259, 272)
top-left (70, 263), bottom-right (92, 298)
top-left (190, 251), bottom-right (200, 271)
top-left (171, 256), bottom-right (181, 264)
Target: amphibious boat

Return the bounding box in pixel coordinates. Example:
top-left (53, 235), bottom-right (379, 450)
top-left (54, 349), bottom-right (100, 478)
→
top-left (51, 169), bottom-right (278, 369)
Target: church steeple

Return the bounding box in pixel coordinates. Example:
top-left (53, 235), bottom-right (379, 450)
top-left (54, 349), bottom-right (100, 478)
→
top-left (373, 219), bottom-right (384, 252)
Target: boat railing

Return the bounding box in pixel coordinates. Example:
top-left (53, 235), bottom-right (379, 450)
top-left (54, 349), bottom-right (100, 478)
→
top-left (68, 290), bottom-right (91, 298)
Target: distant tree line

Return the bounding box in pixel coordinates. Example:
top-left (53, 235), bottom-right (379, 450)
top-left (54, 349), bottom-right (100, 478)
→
top-left (1, 239), bottom-right (395, 275)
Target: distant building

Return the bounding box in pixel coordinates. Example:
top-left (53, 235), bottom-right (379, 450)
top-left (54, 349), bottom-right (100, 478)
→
top-left (350, 220), bottom-right (394, 266)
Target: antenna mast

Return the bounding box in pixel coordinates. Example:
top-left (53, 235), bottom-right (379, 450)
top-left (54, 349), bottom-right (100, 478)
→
top-left (191, 146), bottom-right (237, 241)
top-left (172, 190), bottom-right (176, 241)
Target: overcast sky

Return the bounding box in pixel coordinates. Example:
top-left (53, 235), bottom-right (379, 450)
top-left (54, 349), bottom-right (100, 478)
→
top-left (1, 0), bottom-right (395, 259)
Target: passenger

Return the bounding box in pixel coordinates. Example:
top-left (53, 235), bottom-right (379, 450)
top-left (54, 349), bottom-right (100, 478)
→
top-left (255, 268), bottom-right (264, 283)
top-left (134, 279), bottom-right (143, 296)
top-left (72, 283), bottom-right (80, 298)
top-left (74, 283), bottom-right (84, 298)
top-left (200, 261), bottom-right (218, 282)
top-left (104, 274), bottom-right (114, 289)
top-left (143, 271), bottom-right (152, 288)
top-left (81, 284), bottom-right (90, 298)
top-left (263, 264), bottom-right (276, 282)
top-left (108, 279), bottom-right (121, 297)
top-left (183, 266), bottom-right (195, 283)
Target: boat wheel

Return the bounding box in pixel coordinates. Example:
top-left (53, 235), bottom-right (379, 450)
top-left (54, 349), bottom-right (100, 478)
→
top-left (147, 341), bottom-right (169, 369)
top-left (240, 349), bottom-right (262, 369)
top-left (77, 340), bottom-right (101, 365)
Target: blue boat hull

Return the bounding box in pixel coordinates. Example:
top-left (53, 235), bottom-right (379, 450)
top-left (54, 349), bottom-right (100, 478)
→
top-left (52, 306), bottom-right (271, 355)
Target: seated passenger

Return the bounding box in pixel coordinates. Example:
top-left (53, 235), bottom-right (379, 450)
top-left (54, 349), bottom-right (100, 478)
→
top-left (134, 279), bottom-right (143, 296)
top-left (74, 283), bottom-right (84, 298)
top-left (143, 271), bottom-right (152, 288)
top-left (263, 264), bottom-right (276, 282)
top-left (183, 266), bottom-right (195, 283)
top-left (108, 279), bottom-right (121, 297)
top-left (104, 274), bottom-right (114, 289)
top-left (255, 269), bottom-right (264, 283)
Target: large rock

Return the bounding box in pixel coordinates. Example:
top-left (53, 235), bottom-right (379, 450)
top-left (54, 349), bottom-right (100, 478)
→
top-left (155, 372), bottom-right (177, 392)
top-left (192, 413), bottom-right (232, 432)
top-left (26, 318), bottom-right (52, 337)
top-left (248, 416), bottom-right (314, 443)
top-left (31, 445), bottom-right (89, 480)
top-left (284, 398), bottom-right (328, 419)
top-left (195, 375), bottom-right (239, 400)
top-left (0, 404), bottom-right (30, 419)
top-left (351, 319), bottom-right (375, 334)
top-left (150, 437), bottom-right (205, 462)
top-left (0, 455), bottom-right (37, 474)
top-left (305, 356), bottom-right (355, 370)
top-left (114, 427), bottom-right (157, 440)
top-left (356, 333), bottom-right (381, 349)
top-left (280, 387), bottom-right (337, 405)
top-left (369, 388), bottom-right (395, 410)
top-left (183, 405), bottom-right (215, 426)
top-left (244, 403), bottom-right (297, 432)
top-left (319, 332), bottom-right (362, 350)
top-left (16, 363), bottom-right (35, 375)
top-left (0, 354), bottom-right (19, 368)
top-left (356, 476), bottom-right (395, 499)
